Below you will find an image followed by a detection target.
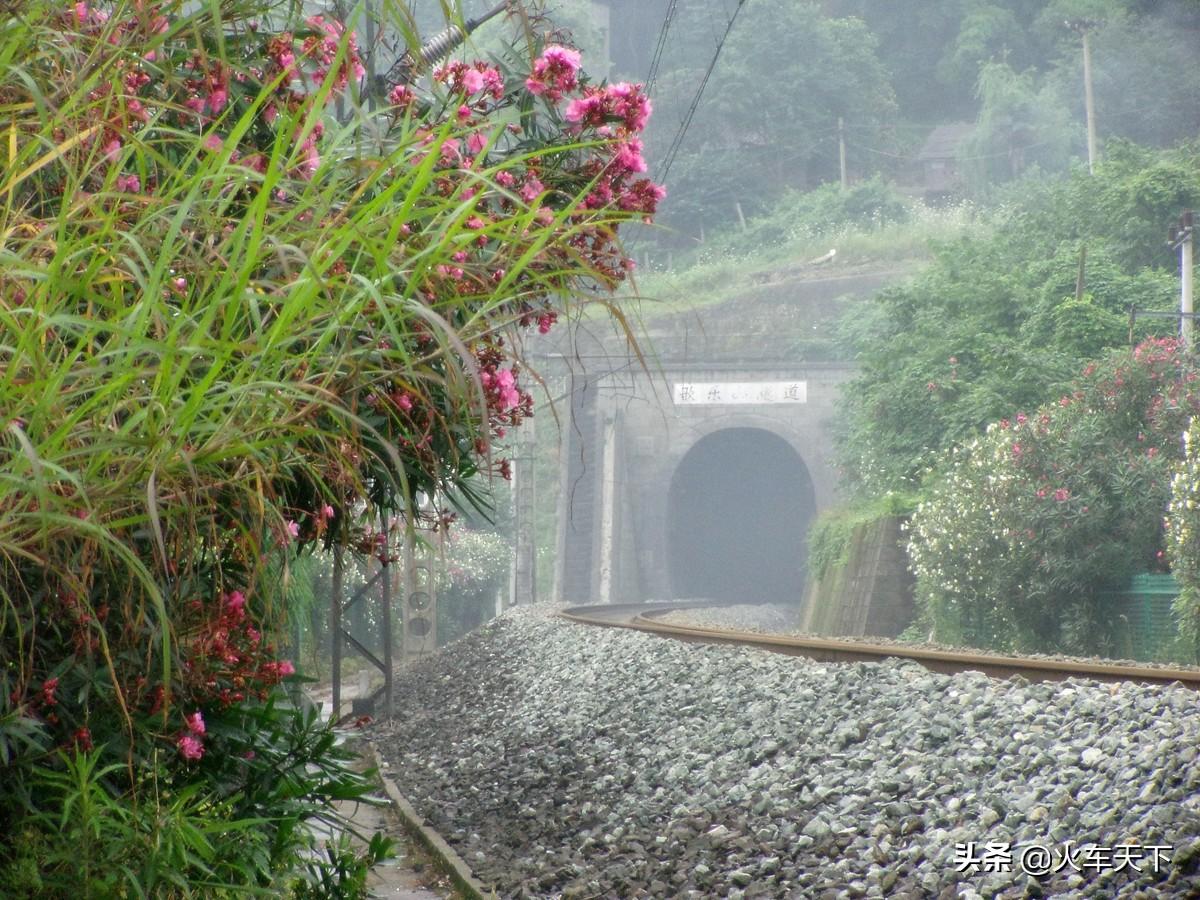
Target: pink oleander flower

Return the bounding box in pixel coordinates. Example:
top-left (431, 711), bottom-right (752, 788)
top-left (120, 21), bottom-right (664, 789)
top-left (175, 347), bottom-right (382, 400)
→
top-left (519, 177), bottom-right (544, 203)
top-left (467, 131), bottom-right (488, 155)
top-left (286, 519), bottom-right (300, 540)
top-left (177, 734), bottom-right (204, 761)
top-left (388, 84), bottom-right (415, 108)
top-left (525, 45), bottom-right (581, 102)
top-left (495, 368), bottom-right (521, 411)
top-left (225, 590), bottom-right (247, 615)
top-left (185, 710), bottom-right (205, 735)
top-left (612, 138), bottom-right (647, 174)
top-left (565, 83), bottom-right (652, 133)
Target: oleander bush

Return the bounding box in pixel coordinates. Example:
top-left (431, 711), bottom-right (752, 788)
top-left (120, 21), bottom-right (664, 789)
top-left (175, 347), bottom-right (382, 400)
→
top-left (841, 142), bottom-right (1199, 494)
top-left (438, 527), bottom-right (512, 642)
top-left (0, 0), bottom-right (660, 891)
top-left (1166, 419), bottom-right (1200, 661)
top-left (909, 338), bottom-right (1200, 656)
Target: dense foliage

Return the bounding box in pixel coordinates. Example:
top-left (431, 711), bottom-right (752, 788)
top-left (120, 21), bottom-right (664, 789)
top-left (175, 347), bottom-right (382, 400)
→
top-left (645, 1), bottom-right (896, 232)
top-left (909, 339), bottom-right (1200, 656)
top-left (437, 528), bottom-right (513, 642)
top-left (0, 0), bottom-right (659, 892)
top-left (1166, 419), bottom-right (1200, 660)
top-left (619, 0), bottom-right (1200, 238)
top-left (840, 141), bottom-right (1199, 493)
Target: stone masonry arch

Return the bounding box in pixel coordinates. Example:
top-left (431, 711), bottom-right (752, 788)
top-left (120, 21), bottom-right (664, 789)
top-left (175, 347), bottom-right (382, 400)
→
top-left (550, 361), bottom-right (854, 607)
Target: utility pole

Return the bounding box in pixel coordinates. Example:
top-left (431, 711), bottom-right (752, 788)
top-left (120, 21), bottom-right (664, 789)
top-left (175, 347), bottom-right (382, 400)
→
top-left (1082, 29), bottom-right (1097, 174)
top-left (1170, 211), bottom-right (1195, 348)
top-left (1066, 19), bottom-right (1101, 173)
top-left (838, 117), bottom-right (847, 189)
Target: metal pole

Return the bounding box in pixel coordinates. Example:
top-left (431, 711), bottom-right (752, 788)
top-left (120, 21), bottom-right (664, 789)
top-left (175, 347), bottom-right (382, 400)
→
top-left (330, 546), bottom-right (344, 720)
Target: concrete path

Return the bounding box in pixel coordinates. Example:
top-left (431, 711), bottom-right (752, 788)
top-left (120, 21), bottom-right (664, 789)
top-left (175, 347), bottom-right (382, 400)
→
top-left (309, 683), bottom-right (459, 899)
top-left (337, 793), bottom-right (456, 900)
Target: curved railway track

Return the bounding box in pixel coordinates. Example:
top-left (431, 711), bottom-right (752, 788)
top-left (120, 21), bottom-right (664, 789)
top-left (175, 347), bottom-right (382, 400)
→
top-left (559, 602), bottom-right (1200, 690)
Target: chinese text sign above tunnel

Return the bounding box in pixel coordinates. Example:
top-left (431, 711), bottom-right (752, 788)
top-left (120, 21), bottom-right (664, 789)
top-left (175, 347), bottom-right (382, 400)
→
top-left (672, 381), bottom-right (807, 405)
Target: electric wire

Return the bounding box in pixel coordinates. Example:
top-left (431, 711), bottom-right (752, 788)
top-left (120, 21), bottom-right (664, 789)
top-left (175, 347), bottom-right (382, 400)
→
top-left (656, 0), bottom-right (749, 182)
top-left (646, 0), bottom-right (680, 98)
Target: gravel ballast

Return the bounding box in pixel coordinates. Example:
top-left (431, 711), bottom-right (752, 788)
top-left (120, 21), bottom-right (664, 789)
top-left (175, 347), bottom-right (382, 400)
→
top-left (371, 607), bottom-right (1200, 898)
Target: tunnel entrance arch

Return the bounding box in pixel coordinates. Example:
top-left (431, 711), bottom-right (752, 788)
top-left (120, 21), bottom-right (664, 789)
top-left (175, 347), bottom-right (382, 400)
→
top-left (666, 427), bottom-right (816, 606)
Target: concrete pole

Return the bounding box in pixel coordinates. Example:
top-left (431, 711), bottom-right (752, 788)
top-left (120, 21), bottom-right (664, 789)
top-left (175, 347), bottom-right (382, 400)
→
top-left (597, 417), bottom-right (617, 605)
top-left (838, 117), bottom-right (847, 189)
top-left (1082, 29), bottom-right (1098, 174)
top-left (380, 514), bottom-right (393, 717)
top-left (1183, 224), bottom-right (1195, 348)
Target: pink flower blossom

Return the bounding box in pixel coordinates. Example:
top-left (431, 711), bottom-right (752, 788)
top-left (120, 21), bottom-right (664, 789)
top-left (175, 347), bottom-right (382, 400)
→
top-left (612, 138), bottom-right (647, 174)
top-left (519, 177), bottom-right (544, 203)
top-left (115, 173), bottom-right (140, 193)
top-left (177, 734), bottom-right (204, 761)
top-left (388, 84), bottom-right (415, 108)
top-left (466, 131), bottom-right (488, 155)
top-left (525, 45), bottom-right (581, 102)
top-left (1054, 488), bottom-right (1070, 501)
top-left (184, 711), bottom-right (205, 735)
top-left (286, 519), bottom-right (300, 540)
top-left (462, 68), bottom-right (485, 94)
top-left (225, 590), bottom-right (246, 615)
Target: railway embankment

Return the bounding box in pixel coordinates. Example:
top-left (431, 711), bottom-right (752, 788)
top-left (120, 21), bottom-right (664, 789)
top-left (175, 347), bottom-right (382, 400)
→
top-left (371, 606), bottom-right (1200, 899)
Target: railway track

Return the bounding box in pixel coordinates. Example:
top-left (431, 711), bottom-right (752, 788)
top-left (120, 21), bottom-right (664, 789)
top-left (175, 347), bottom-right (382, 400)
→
top-left (558, 602), bottom-right (1200, 690)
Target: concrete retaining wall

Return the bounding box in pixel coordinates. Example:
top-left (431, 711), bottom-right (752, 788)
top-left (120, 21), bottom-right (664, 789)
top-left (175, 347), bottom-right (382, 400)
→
top-left (800, 515), bottom-right (915, 638)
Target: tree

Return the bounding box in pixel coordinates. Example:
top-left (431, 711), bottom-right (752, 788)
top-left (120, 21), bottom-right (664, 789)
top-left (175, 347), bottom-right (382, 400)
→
top-left (643, 0), bottom-right (897, 237)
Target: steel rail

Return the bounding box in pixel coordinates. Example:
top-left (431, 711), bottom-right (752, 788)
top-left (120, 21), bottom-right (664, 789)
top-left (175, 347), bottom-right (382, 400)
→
top-left (557, 604), bottom-right (1200, 690)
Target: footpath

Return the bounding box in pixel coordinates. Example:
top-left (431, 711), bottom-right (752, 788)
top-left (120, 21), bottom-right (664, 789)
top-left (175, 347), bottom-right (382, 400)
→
top-left (310, 683), bottom-right (460, 900)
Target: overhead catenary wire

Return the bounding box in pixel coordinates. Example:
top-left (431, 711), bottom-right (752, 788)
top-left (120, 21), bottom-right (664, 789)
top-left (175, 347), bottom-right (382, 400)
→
top-left (656, 0), bottom-right (749, 183)
top-left (645, 0), bottom-right (680, 97)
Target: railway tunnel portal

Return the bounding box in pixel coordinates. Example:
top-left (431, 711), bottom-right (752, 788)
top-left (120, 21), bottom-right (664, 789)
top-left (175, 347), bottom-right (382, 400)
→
top-left (668, 427), bottom-right (815, 605)
top-left (509, 268), bottom-right (905, 609)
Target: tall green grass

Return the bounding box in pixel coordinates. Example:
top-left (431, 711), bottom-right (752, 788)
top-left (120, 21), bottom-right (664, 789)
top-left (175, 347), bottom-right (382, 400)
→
top-left (1, 0), bottom-right (650, 890)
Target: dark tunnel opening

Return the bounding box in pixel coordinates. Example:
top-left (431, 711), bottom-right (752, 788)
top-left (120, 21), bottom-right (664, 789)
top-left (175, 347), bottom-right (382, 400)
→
top-left (667, 427), bottom-right (816, 606)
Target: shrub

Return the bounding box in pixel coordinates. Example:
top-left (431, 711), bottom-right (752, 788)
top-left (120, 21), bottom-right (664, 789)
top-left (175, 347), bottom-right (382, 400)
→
top-left (1166, 419), bottom-right (1200, 661)
top-left (0, 0), bottom-right (660, 889)
top-left (841, 143), bottom-right (1199, 493)
top-left (908, 339), bottom-right (1200, 655)
top-left (439, 528), bottom-right (513, 643)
